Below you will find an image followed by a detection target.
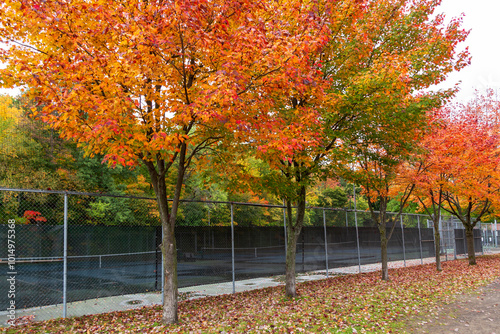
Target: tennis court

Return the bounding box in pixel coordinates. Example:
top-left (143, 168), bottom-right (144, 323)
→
top-left (0, 228), bottom-right (436, 312)
top-left (0, 189), bottom-right (484, 323)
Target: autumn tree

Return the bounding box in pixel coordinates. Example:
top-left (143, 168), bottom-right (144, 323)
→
top-left (233, 0), bottom-right (469, 290)
top-left (0, 95), bottom-right (154, 227)
top-left (435, 92), bottom-right (500, 265)
top-left (0, 95), bottom-right (84, 190)
top-left (399, 108), bottom-right (453, 271)
top-left (404, 92), bottom-right (500, 267)
top-left (340, 100), bottom-right (426, 281)
top-left (0, 95), bottom-right (21, 140)
top-left (0, 0), bottom-right (327, 323)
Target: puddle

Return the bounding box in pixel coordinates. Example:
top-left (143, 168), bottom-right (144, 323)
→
top-left (125, 300), bottom-right (143, 305)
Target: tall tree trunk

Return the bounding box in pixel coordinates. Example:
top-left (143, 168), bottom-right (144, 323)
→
top-left (161, 213), bottom-right (178, 324)
top-left (144, 145), bottom-right (188, 324)
top-left (433, 217), bottom-right (442, 271)
top-left (465, 225), bottom-right (476, 265)
top-left (161, 144), bottom-right (188, 323)
top-left (149, 168), bottom-right (179, 324)
top-left (371, 198), bottom-right (391, 281)
top-left (379, 224), bottom-right (389, 281)
top-left (285, 186), bottom-right (306, 298)
top-left (285, 215), bottom-right (298, 297)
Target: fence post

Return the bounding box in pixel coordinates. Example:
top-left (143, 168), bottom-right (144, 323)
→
top-left (462, 221), bottom-right (466, 260)
top-left (481, 222), bottom-right (484, 256)
top-left (452, 218), bottom-right (457, 260)
top-left (231, 203), bottom-right (235, 294)
top-left (417, 215), bottom-right (423, 265)
top-left (442, 214), bottom-right (448, 262)
top-left (453, 219), bottom-right (457, 260)
top-left (161, 224), bottom-right (164, 305)
top-left (63, 192), bottom-right (68, 318)
top-left (400, 215), bottom-right (406, 267)
top-left (496, 219), bottom-right (498, 247)
top-left (323, 209), bottom-right (329, 278)
top-left (431, 218), bottom-right (437, 263)
top-left (283, 200), bottom-right (287, 255)
top-left (354, 210), bottom-right (361, 274)
top-left (353, 185), bottom-right (361, 273)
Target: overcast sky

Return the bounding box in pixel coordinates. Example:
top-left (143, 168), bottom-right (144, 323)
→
top-left (1, 0), bottom-right (499, 102)
top-left (436, 0), bottom-right (500, 103)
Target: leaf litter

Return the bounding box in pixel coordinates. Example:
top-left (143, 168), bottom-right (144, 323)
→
top-left (3, 255), bottom-right (500, 334)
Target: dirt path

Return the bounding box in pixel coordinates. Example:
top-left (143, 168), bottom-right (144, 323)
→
top-left (406, 279), bottom-right (500, 334)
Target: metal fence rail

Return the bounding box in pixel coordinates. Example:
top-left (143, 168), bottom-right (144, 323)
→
top-left (0, 187), bottom-right (486, 324)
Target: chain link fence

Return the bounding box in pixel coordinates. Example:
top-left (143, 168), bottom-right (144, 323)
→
top-left (439, 216), bottom-right (484, 260)
top-left (481, 220), bottom-right (499, 250)
top-left (0, 188), bottom-right (486, 325)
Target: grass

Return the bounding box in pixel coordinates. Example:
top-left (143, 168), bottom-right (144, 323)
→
top-left (3, 254), bottom-right (500, 333)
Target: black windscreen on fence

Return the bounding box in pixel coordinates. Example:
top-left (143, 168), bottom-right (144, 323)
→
top-left (0, 189), bottom-right (486, 317)
top-left (454, 229), bottom-right (483, 255)
top-left (1, 223), bottom-right (443, 310)
top-left (233, 226), bottom-right (286, 280)
top-left (420, 227), bottom-right (436, 257)
top-left (65, 225), bottom-right (158, 306)
top-left (177, 226), bottom-right (233, 287)
top-left (0, 224), bottom-right (64, 312)
top-left (326, 227), bottom-right (359, 268)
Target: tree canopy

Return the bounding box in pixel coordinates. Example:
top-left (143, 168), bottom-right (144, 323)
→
top-left (0, 0), bottom-right (472, 324)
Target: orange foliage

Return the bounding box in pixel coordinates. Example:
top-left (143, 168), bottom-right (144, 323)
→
top-left (406, 90), bottom-right (500, 222)
top-left (0, 0), bottom-right (327, 168)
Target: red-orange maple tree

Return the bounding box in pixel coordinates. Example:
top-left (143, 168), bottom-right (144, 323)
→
top-left (429, 92), bottom-right (500, 265)
top-left (400, 109), bottom-right (450, 271)
top-left (0, 0), bottom-right (326, 323)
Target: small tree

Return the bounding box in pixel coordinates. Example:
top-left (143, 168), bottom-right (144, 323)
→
top-left (401, 110), bottom-right (449, 271)
top-left (436, 93), bottom-right (500, 265)
top-left (344, 142), bottom-right (416, 281)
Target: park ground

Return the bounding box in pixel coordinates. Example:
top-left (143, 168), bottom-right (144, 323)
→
top-left (2, 254), bottom-right (500, 333)
top-left (406, 278), bottom-right (499, 334)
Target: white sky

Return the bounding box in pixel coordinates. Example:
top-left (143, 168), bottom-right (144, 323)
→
top-left (435, 0), bottom-right (500, 103)
top-left (1, 0), bottom-right (499, 103)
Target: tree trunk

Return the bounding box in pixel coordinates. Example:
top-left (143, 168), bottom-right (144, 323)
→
top-left (161, 219), bottom-right (178, 323)
top-left (285, 224), bottom-right (298, 297)
top-left (150, 172), bottom-right (179, 324)
top-left (465, 226), bottom-right (476, 265)
top-left (144, 148), bottom-right (188, 324)
top-left (284, 186), bottom-right (306, 298)
top-left (161, 146), bottom-right (188, 323)
top-left (379, 224), bottom-right (389, 281)
top-left (433, 218), bottom-right (442, 271)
